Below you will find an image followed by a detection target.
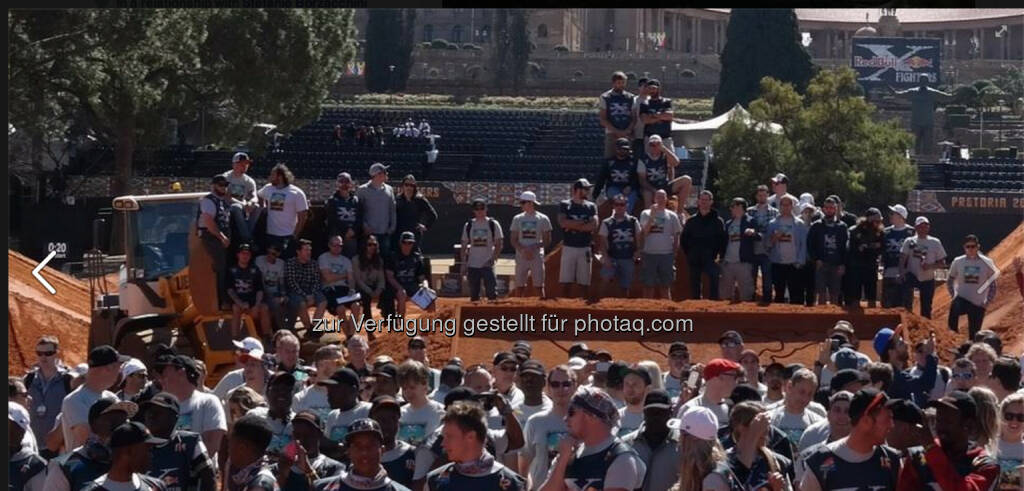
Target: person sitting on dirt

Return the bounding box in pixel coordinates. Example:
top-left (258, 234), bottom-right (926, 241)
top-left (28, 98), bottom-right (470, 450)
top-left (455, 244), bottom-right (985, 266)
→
top-left (598, 193), bottom-right (642, 298)
top-left (224, 414), bottom-right (278, 491)
top-left (275, 410), bottom-right (345, 490)
top-left (80, 421), bottom-right (169, 491)
top-left (353, 235), bottom-right (387, 325)
top-left (382, 232), bottom-right (434, 319)
top-left (318, 235), bottom-right (363, 339)
top-left (254, 243), bottom-right (288, 332)
top-left (140, 392), bottom-right (217, 491)
top-left (10, 402), bottom-right (47, 491)
top-left (320, 367), bottom-right (371, 457)
top-left (227, 243), bottom-right (273, 341)
top-left (44, 397), bottom-right (137, 491)
top-left (285, 239), bottom-right (327, 336)
top-left (154, 355), bottom-right (227, 460)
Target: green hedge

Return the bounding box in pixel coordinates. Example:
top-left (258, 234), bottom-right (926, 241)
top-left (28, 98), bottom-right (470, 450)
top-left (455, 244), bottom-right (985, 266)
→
top-left (972, 147), bottom-right (991, 158)
top-left (945, 105), bottom-right (966, 115)
top-left (947, 114), bottom-right (970, 129)
top-left (332, 94), bottom-right (713, 115)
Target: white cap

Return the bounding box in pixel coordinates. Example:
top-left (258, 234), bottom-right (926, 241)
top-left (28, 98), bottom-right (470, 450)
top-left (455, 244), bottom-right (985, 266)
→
top-left (888, 204), bottom-right (909, 220)
top-left (232, 337), bottom-right (264, 353)
top-left (120, 358), bottom-right (147, 379)
top-left (369, 162), bottom-right (390, 176)
top-left (567, 357), bottom-right (586, 371)
top-left (240, 349), bottom-right (265, 363)
top-left (666, 406), bottom-right (719, 440)
top-left (915, 216), bottom-right (930, 226)
top-left (519, 191), bottom-right (540, 205)
top-left (647, 134), bottom-right (663, 144)
top-left (799, 192), bottom-right (815, 205)
top-left (8, 402), bottom-right (31, 431)
top-left (72, 363), bottom-right (89, 377)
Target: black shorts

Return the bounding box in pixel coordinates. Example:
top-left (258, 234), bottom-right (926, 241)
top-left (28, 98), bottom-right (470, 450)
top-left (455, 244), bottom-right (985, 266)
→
top-left (324, 285), bottom-right (358, 311)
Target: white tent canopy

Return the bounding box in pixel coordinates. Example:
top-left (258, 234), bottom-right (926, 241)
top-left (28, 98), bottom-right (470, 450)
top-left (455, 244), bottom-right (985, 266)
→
top-left (671, 103), bottom-right (783, 148)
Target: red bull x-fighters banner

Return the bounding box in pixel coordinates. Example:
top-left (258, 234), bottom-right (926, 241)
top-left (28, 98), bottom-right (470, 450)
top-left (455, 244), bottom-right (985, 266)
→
top-left (851, 37), bottom-right (942, 89)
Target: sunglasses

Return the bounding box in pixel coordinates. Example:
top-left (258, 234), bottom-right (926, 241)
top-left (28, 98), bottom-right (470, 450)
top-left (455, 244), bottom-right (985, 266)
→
top-left (474, 207), bottom-right (486, 211)
top-left (952, 372), bottom-right (974, 380)
top-left (549, 380), bottom-right (574, 389)
top-left (36, 350), bottom-right (57, 357)
top-left (720, 341), bottom-right (740, 349)
top-left (499, 364), bottom-right (518, 372)
top-left (1004, 412), bottom-right (1024, 423)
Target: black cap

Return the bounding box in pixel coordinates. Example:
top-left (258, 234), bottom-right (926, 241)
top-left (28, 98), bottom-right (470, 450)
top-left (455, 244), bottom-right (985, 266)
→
top-left (493, 351), bottom-right (518, 366)
top-left (109, 421), bottom-right (167, 449)
top-left (784, 363), bottom-right (805, 380)
top-left (848, 388), bottom-right (895, 424)
top-left (345, 418), bottom-right (383, 442)
top-left (142, 392), bottom-right (180, 416)
top-left (622, 366), bottom-right (652, 385)
top-left (928, 390), bottom-right (977, 420)
top-left (471, 197), bottom-right (487, 208)
top-left (646, 78), bottom-right (661, 87)
top-left (212, 174), bottom-right (229, 185)
top-left (512, 340), bottom-right (532, 351)
top-left (572, 178), bottom-right (594, 190)
top-left (643, 389), bottom-right (672, 409)
top-left (237, 243), bottom-right (252, 252)
top-left (593, 349), bottom-right (612, 362)
top-left (889, 399), bottom-right (924, 426)
top-left (669, 342), bottom-right (689, 355)
top-left (606, 361), bottom-right (630, 386)
top-left (319, 367), bottom-right (360, 388)
top-left (865, 207), bottom-right (882, 218)
top-left (370, 395), bottom-right (402, 413)
top-left (518, 359), bottom-right (546, 377)
top-left (268, 371), bottom-right (297, 387)
top-left (829, 369), bottom-right (869, 393)
top-left (89, 398), bottom-right (139, 423)
top-left (372, 362), bottom-right (398, 379)
top-left (443, 386), bottom-right (478, 407)
top-left (718, 331), bottom-right (743, 345)
top-left (568, 342), bottom-right (591, 358)
top-left (88, 345), bottom-right (130, 368)
top-left (729, 384), bottom-right (763, 405)
top-left (292, 410), bottom-right (325, 433)
top-left (771, 173), bottom-right (789, 184)
top-left (399, 231), bottom-right (416, 243)
top-left (408, 337), bottom-right (427, 349)
top-left (164, 355), bottom-right (200, 383)
top-left (615, 137), bottom-right (631, 148)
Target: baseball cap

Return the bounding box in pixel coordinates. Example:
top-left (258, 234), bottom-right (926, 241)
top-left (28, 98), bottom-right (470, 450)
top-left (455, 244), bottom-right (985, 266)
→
top-left (142, 392), bottom-right (180, 415)
top-left (865, 207), bottom-right (882, 219)
top-left (399, 231), bottom-right (416, 243)
top-left (519, 191), bottom-right (540, 205)
top-left (336, 172), bottom-right (353, 183)
top-left (669, 342), bottom-right (689, 356)
top-left (622, 366), bottom-right (652, 385)
top-left (232, 152), bottom-right (251, 164)
top-left (915, 216), bottom-right (930, 226)
top-left (646, 78), bottom-right (661, 87)
top-left (703, 358), bottom-right (742, 380)
top-left (888, 204), bottom-right (909, 219)
top-left (268, 371), bottom-right (297, 388)
top-left (232, 337), bottom-right (264, 353)
top-left (518, 359), bottom-right (546, 377)
top-left (373, 362), bottom-right (398, 379)
top-left (667, 406), bottom-right (718, 440)
top-left (89, 345), bottom-right (130, 368)
top-left (570, 386), bottom-right (620, 428)
top-left (718, 331), bottom-right (743, 345)
top-left (237, 243), bottom-right (252, 252)
top-left (120, 358), bottom-right (147, 379)
top-left (832, 348), bottom-right (860, 371)
top-left (567, 357), bottom-right (587, 372)
top-left (568, 342), bottom-right (591, 358)
top-left (889, 399), bottom-right (924, 426)
top-left (8, 402), bottom-right (31, 431)
top-left (240, 348), bottom-right (265, 363)
top-left (832, 321), bottom-right (855, 338)
top-left (373, 355), bottom-right (395, 367)
top-left (370, 395), bottom-right (402, 413)
top-left (848, 388), bottom-right (896, 424)
top-left (513, 340), bottom-right (532, 351)
top-left (643, 389), bottom-right (673, 410)
top-left (647, 134), bottom-right (663, 145)
top-left (729, 384), bottom-right (763, 405)
top-left (320, 367), bottom-right (361, 388)
top-left (615, 137), bottom-right (631, 148)
top-left (829, 369), bottom-right (869, 393)
top-left (771, 173), bottom-right (789, 184)
top-left (572, 178), bottom-right (594, 189)
top-left (443, 387), bottom-right (478, 407)
top-left (346, 418), bottom-right (384, 442)
top-left (402, 174), bottom-right (417, 185)
top-left (928, 390), bottom-right (977, 420)
top-left (211, 174), bottom-right (229, 185)
top-left (606, 360), bottom-right (630, 386)
top-left (593, 349), bottom-right (612, 362)
top-left (368, 162), bottom-right (389, 176)
top-left (872, 328), bottom-right (895, 358)
top-left (408, 337), bottom-right (427, 350)
top-left (493, 351), bottom-right (518, 366)
top-left (89, 397), bottom-right (139, 423)
top-left (109, 421), bottom-right (167, 449)
top-left (292, 410), bottom-right (325, 434)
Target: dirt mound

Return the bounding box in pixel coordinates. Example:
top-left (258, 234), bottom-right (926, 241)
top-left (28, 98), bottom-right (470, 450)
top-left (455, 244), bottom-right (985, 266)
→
top-left (932, 222), bottom-right (1024, 354)
top-left (8, 250), bottom-right (95, 375)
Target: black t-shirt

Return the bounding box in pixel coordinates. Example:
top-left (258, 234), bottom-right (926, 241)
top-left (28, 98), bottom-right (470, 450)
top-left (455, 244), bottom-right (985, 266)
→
top-left (147, 431), bottom-right (213, 491)
top-left (559, 199), bottom-right (597, 248)
top-left (640, 97), bottom-right (673, 138)
top-left (228, 264), bottom-right (264, 304)
top-left (386, 252), bottom-right (426, 292)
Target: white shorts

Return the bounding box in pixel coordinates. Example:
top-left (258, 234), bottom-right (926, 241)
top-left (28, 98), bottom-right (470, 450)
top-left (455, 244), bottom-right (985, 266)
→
top-left (559, 246), bottom-right (593, 286)
top-left (514, 252), bottom-right (545, 287)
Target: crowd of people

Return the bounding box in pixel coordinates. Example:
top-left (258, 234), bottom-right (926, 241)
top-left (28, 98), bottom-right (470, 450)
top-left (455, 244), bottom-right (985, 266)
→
top-left (11, 320), bottom-right (1024, 490)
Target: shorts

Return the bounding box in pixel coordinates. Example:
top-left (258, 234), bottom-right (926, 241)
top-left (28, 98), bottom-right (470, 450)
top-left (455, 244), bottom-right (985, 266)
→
top-left (323, 285), bottom-right (358, 311)
top-left (289, 290), bottom-right (327, 310)
top-left (559, 246), bottom-right (592, 286)
top-left (514, 252), bottom-right (545, 287)
top-left (601, 257), bottom-right (636, 289)
top-left (641, 253), bottom-right (676, 287)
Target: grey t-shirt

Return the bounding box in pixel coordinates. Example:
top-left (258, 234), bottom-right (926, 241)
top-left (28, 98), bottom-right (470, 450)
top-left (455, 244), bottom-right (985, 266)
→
top-left (399, 400), bottom-right (445, 447)
top-left (292, 385), bottom-right (332, 423)
top-left (254, 255), bottom-right (286, 298)
top-left (212, 368), bottom-right (245, 401)
top-left (325, 401), bottom-right (372, 443)
top-left (462, 218), bottom-right (504, 269)
top-left (769, 406), bottom-right (824, 449)
top-left (617, 407), bottom-right (645, 437)
top-left (725, 219), bottom-right (743, 263)
top-left (774, 216), bottom-right (798, 264)
top-left (900, 235), bottom-right (947, 281)
top-left (640, 208), bottom-right (681, 255)
top-left (947, 254), bottom-right (998, 307)
top-left (176, 391), bottom-right (228, 436)
top-left (521, 409), bottom-right (570, 489)
top-left (682, 394), bottom-right (730, 428)
top-left (222, 170), bottom-right (257, 204)
top-left (797, 418), bottom-right (832, 454)
top-left (61, 386), bottom-right (117, 449)
top-left (509, 212), bottom-right (552, 250)
top-left (317, 252), bottom-right (353, 288)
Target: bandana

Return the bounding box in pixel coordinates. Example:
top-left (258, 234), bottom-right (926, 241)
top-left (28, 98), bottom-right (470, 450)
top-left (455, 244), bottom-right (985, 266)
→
top-left (341, 466), bottom-right (391, 489)
top-left (454, 450), bottom-right (499, 477)
top-left (229, 459), bottom-right (267, 487)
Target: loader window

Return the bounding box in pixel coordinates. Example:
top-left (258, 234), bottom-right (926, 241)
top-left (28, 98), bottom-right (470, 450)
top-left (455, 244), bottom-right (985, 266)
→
top-left (129, 201), bottom-right (196, 280)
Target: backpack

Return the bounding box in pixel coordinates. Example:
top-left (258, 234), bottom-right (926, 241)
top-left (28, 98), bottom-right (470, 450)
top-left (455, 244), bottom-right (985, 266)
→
top-left (464, 218), bottom-right (498, 243)
top-left (23, 369), bottom-right (73, 395)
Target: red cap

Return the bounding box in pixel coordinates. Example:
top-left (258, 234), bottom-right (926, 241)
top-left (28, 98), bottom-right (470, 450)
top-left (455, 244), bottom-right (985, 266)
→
top-left (703, 358), bottom-right (742, 380)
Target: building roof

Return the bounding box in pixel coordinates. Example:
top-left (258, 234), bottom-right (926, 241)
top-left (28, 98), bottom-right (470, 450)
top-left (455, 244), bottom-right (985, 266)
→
top-left (704, 9), bottom-right (1023, 25)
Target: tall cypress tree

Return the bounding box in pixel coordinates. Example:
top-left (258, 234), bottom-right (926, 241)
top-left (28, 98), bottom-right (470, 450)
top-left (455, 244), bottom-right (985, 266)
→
top-left (713, 9), bottom-right (815, 115)
top-left (491, 10), bottom-right (510, 94)
top-left (365, 9), bottom-right (415, 93)
top-left (509, 9), bottom-right (532, 94)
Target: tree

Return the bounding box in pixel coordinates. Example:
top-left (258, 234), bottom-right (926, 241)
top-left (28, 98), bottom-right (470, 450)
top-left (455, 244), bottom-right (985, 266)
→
top-left (508, 9), bottom-right (532, 93)
top-left (712, 67), bottom-right (916, 211)
top-left (490, 10), bottom-right (510, 94)
top-left (9, 9), bottom-right (357, 196)
top-left (713, 9), bottom-right (815, 116)
top-left (364, 9), bottom-right (416, 93)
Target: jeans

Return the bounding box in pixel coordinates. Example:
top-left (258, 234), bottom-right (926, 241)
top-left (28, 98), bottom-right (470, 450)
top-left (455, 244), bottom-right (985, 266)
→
top-left (846, 264), bottom-right (879, 306)
top-left (815, 263), bottom-right (843, 305)
top-left (467, 267), bottom-right (497, 301)
top-left (374, 234), bottom-right (393, 260)
top-left (881, 277), bottom-right (902, 308)
top-left (229, 202), bottom-right (261, 245)
top-left (751, 255), bottom-right (772, 302)
top-left (771, 263), bottom-right (804, 304)
top-left (948, 296), bottom-right (986, 339)
top-left (265, 234), bottom-right (295, 260)
top-left (902, 273), bottom-right (936, 319)
top-left (688, 259), bottom-right (720, 300)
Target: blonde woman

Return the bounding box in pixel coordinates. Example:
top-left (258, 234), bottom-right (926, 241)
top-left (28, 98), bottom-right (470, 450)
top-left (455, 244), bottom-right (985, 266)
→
top-left (669, 406), bottom-right (742, 491)
top-left (968, 342), bottom-right (998, 389)
top-left (637, 360), bottom-right (666, 391)
top-left (968, 386), bottom-right (1001, 455)
top-left (998, 393), bottom-right (1024, 491)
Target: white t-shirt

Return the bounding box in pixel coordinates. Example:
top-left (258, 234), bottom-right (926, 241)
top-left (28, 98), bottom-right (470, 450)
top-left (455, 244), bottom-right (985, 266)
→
top-left (399, 400), bottom-right (445, 447)
top-left (61, 385), bottom-right (117, 450)
top-left (522, 409), bottom-right (570, 489)
top-left (682, 393), bottom-right (730, 428)
top-left (324, 401), bottom-right (372, 443)
top-left (947, 254), bottom-right (998, 307)
top-left (462, 218), bottom-right (504, 269)
top-left (258, 184), bottom-right (309, 237)
top-left (617, 406), bottom-right (645, 437)
top-left (510, 212), bottom-right (552, 250)
top-left (900, 235), bottom-right (947, 281)
top-left (254, 255), bottom-right (286, 297)
top-left (639, 208), bottom-right (682, 255)
top-left (176, 390), bottom-right (228, 436)
top-left (512, 396), bottom-right (552, 429)
top-left (292, 385), bottom-right (332, 422)
top-left (997, 437), bottom-right (1024, 490)
top-left (769, 406), bottom-right (824, 449)
top-left (318, 252), bottom-right (353, 288)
